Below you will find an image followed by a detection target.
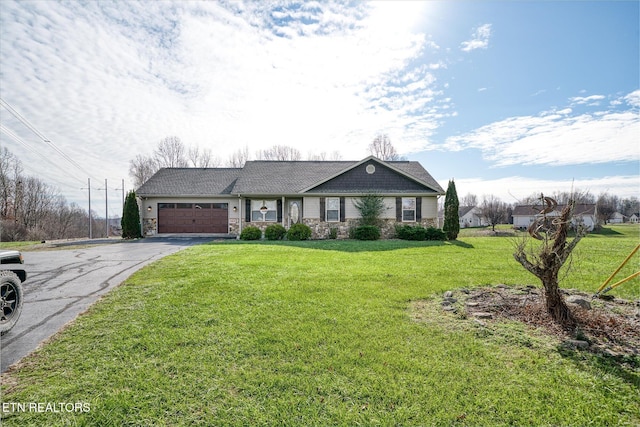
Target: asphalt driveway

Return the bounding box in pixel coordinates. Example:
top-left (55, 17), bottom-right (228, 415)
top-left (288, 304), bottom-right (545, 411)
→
top-left (0, 237), bottom-right (213, 372)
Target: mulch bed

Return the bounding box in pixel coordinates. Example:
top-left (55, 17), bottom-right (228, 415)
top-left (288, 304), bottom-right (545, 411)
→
top-left (443, 285), bottom-right (639, 360)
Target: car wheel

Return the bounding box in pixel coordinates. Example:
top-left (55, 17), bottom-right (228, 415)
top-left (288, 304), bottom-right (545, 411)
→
top-left (0, 271), bottom-right (23, 335)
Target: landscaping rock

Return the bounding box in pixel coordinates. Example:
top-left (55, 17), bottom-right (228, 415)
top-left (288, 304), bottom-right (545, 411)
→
top-left (442, 305), bottom-right (456, 312)
top-left (566, 296), bottom-right (592, 310)
top-left (443, 297), bottom-right (458, 304)
top-left (563, 339), bottom-right (589, 349)
top-left (444, 291), bottom-right (454, 298)
top-left (473, 312), bottom-right (493, 319)
top-left (466, 302), bottom-right (480, 307)
top-left (441, 300), bottom-right (451, 306)
top-left (603, 348), bottom-right (620, 357)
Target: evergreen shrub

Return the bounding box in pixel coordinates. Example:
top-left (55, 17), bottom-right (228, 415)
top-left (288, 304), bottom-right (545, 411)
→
top-left (265, 224), bottom-right (286, 240)
top-left (240, 226), bottom-right (262, 240)
top-left (354, 225), bottom-right (380, 240)
top-left (425, 227), bottom-right (446, 241)
top-left (286, 223), bottom-right (312, 241)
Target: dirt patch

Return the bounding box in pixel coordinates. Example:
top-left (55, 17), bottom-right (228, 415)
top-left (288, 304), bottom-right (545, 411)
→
top-left (422, 285), bottom-right (639, 361)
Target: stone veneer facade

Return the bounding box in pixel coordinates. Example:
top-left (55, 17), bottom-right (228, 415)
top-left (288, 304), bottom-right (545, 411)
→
top-left (238, 218), bottom-right (439, 240)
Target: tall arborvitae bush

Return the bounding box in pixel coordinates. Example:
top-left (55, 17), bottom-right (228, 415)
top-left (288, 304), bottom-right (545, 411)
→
top-left (121, 190), bottom-right (142, 239)
top-left (443, 179), bottom-right (460, 240)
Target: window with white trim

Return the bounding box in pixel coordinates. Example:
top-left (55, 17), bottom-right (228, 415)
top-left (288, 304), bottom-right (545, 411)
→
top-left (251, 200), bottom-right (277, 222)
top-left (326, 197), bottom-right (340, 222)
top-left (402, 197), bottom-right (416, 221)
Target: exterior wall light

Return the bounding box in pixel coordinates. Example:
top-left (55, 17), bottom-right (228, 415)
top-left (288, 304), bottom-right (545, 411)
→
top-left (147, 206), bottom-right (152, 212)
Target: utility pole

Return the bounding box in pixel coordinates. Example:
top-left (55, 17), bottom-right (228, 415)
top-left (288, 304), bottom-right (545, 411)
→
top-left (105, 179), bottom-right (108, 238)
top-left (82, 178), bottom-right (92, 239)
top-left (115, 178), bottom-right (125, 219)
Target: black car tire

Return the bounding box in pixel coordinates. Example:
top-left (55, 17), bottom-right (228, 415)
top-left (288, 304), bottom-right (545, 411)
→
top-left (0, 271), bottom-right (23, 335)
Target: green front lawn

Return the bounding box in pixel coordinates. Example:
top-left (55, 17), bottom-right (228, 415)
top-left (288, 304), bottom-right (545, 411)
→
top-left (1, 225), bottom-right (638, 426)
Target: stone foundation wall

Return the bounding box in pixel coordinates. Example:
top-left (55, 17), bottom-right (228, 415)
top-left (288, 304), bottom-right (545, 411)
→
top-left (143, 218), bottom-right (157, 236)
top-left (304, 218), bottom-right (439, 239)
top-left (229, 220), bottom-right (240, 237)
top-left (233, 217), bottom-right (439, 240)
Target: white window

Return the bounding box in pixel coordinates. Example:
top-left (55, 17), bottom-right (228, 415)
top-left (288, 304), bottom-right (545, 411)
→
top-left (251, 200), bottom-right (277, 222)
top-left (402, 197), bottom-right (416, 221)
top-left (326, 197), bottom-right (340, 222)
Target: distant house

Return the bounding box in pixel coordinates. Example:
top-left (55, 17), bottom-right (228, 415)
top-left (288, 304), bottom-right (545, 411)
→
top-left (629, 213), bottom-right (640, 224)
top-left (458, 206), bottom-right (486, 228)
top-left (609, 212), bottom-right (625, 224)
top-left (436, 206), bottom-right (486, 228)
top-left (136, 156), bottom-right (445, 239)
top-left (512, 204), bottom-right (597, 231)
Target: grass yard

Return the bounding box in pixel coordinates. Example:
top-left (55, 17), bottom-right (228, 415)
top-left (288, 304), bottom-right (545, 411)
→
top-left (1, 225), bottom-right (639, 426)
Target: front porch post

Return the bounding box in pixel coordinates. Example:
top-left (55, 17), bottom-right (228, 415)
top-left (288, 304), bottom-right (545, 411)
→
top-left (282, 196), bottom-right (286, 227)
top-left (238, 195), bottom-right (243, 239)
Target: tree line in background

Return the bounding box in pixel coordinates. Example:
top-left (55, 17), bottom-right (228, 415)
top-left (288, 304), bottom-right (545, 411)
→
top-left (450, 190), bottom-right (640, 231)
top-left (0, 147), bottom-right (109, 242)
top-left (2, 133), bottom-right (638, 242)
top-left (129, 134), bottom-right (403, 188)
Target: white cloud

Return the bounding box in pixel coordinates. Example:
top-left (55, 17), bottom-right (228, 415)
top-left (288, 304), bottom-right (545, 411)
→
top-left (454, 175), bottom-right (640, 204)
top-left (0, 0), bottom-right (443, 204)
top-left (0, 1), bottom-right (636, 215)
top-left (460, 24), bottom-right (492, 52)
top-left (444, 91), bottom-right (640, 167)
top-left (569, 94), bottom-right (606, 106)
top-left (624, 89), bottom-right (640, 107)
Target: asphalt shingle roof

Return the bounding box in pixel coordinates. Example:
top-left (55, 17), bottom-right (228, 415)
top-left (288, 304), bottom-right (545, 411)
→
top-left (232, 161), bottom-right (352, 195)
top-left (136, 157), bottom-right (444, 196)
top-left (137, 168), bottom-right (241, 196)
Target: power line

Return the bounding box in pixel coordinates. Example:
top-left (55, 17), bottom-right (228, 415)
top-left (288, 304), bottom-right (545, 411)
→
top-left (0, 124), bottom-right (87, 186)
top-left (0, 97), bottom-right (97, 180)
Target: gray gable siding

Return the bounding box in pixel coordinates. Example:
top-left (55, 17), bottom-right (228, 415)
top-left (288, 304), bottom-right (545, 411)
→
top-left (306, 160), bottom-right (436, 194)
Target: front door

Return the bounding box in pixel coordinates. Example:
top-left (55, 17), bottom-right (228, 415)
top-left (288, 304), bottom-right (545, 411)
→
top-left (288, 200), bottom-right (302, 227)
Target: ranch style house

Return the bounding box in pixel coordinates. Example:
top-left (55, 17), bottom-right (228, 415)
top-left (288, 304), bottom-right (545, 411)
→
top-left (136, 156), bottom-right (445, 239)
top-left (512, 203), bottom-right (597, 231)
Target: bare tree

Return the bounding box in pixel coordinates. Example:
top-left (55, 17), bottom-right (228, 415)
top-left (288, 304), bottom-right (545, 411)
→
top-left (256, 145), bottom-right (302, 161)
top-left (129, 154), bottom-right (157, 189)
top-left (460, 193), bottom-right (478, 207)
top-left (19, 177), bottom-right (58, 229)
top-left (308, 152), bottom-right (327, 161)
top-left (130, 137), bottom-right (219, 187)
top-left (0, 148), bottom-right (96, 241)
top-left (620, 196), bottom-right (640, 218)
top-left (522, 190), bottom-right (594, 205)
top-left (188, 146), bottom-right (219, 168)
top-left (227, 146), bottom-right (250, 168)
top-left (154, 136), bottom-right (188, 168)
top-left (0, 147), bottom-right (22, 220)
top-left (307, 151), bottom-right (343, 161)
top-left (479, 195), bottom-right (508, 231)
top-left (596, 192), bottom-right (618, 225)
top-left (513, 195), bottom-right (587, 326)
top-left (369, 134), bottom-right (400, 161)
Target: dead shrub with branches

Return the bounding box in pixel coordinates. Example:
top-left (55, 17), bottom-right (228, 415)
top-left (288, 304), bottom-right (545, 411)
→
top-left (513, 195), bottom-right (587, 327)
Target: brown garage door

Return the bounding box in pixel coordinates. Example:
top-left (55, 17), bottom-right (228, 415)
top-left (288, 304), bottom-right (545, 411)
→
top-left (158, 203), bottom-right (228, 233)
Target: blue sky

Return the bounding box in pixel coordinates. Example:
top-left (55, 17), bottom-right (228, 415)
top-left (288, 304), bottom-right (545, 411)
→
top-left (0, 1), bottom-right (638, 216)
